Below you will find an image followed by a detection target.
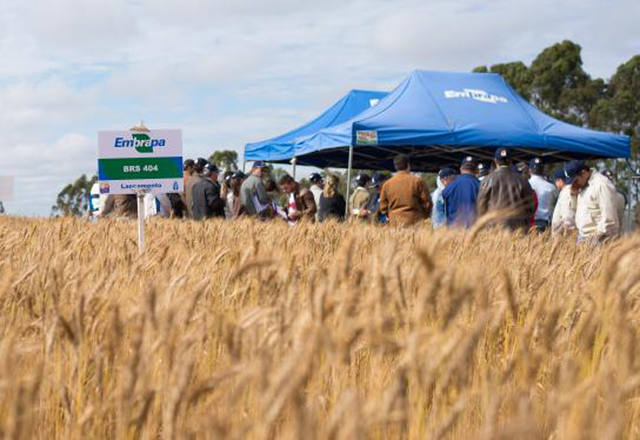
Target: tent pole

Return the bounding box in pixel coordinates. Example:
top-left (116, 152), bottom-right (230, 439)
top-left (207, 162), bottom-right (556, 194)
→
top-left (345, 145), bottom-right (354, 219)
top-left (291, 157), bottom-right (297, 180)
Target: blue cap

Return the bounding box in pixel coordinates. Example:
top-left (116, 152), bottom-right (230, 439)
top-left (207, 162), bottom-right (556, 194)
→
top-left (529, 157), bottom-right (544, 170)
top-left (356, 173), bottom-right (371, 187)
top-left (204, 163), bottom-right (219, 173)
top-left (253, 161), bottom-right (267, 168)
top-left (494, 148), bottom-right (511, 160)
top-left (371, 172), bottom-right (388, 187)
top-left (309, 172), bottom-right (322, 183)
top-left (552, 169), bottom-right (565, 182)
top-left (438, 167), bottom-right (457, 179)
top-left (195, 158), bottom-right (209, 172)
top-left (563, 160), bottom-right (589, 184)
top-left (461, 155), bottom-right (477, 168)
top-left (477, 162), bottom-right (489, 177)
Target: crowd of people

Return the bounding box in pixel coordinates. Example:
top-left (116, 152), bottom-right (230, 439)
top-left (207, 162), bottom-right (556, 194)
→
top-left (96, 148), bottom-right (638, 244)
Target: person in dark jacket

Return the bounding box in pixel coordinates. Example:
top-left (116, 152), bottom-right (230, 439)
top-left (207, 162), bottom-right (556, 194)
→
top-left (442, 156), bottom-right (480, 228)
top-left (477, 148), bottom-right (536, 231)
top-left (190, 163), bottom-right (225, 220)
top-left (318, 174), bottom-right (346, 222)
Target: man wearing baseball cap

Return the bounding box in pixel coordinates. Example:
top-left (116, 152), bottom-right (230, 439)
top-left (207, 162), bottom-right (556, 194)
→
top-left (431, 167), bottom-right (457, 229)
top-left (442, 156), bottom-right (481, 228)
top-left (240, 161), bottom-right (272, 218)
top-left (477, 148), bottom-right (535, 231)
top-left (564, 160), bottom-right (620, 243)
top-left (477, 162), bottom-right (490, 181)
top-left (366, 172), bottom-right (390, 223)
top-left (528, 157), bottom-right (557, 232)
top-left (550, 166), bottom-right (577, 236)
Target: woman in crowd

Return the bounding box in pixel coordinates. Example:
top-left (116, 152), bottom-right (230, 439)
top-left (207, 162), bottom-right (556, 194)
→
top-left (318, 174), bottom-right (346, 222)
top-left (226, 172), bottom-right (245, 219)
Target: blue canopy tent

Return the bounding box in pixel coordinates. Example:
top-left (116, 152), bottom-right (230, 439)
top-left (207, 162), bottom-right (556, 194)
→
top-left (243, 89), bottom-right (388, 166)
top-left (291, 70), bottom-right (631, 171)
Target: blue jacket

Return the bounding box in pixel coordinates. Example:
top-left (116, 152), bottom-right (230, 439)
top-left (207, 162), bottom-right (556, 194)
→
top-left (442, 173), bottom-right (480, 228)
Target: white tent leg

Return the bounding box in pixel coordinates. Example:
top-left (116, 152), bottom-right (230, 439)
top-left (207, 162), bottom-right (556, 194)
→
top-left (344, 145), bottom-right (354, 219)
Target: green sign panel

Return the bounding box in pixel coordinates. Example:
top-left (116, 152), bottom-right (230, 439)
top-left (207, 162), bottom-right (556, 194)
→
top-left (98, 157), bottom-right (183, 180)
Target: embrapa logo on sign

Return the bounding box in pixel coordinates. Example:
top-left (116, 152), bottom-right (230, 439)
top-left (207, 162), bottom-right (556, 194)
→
top-left (113, 133), bottom-right (167, 153)
top-left (444, 89), bottom-right (508, 104)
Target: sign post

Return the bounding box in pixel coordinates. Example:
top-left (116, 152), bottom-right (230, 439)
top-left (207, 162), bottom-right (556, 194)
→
top-left (136, 189), bottom-right (146, 253)
top-left (97, 123), bottom-right (183, 254)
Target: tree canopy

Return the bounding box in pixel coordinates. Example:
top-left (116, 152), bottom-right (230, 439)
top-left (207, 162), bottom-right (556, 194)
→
top-left (51, 174), bottom-right (96, 217)
top-left (208, 150), bottom-right (239, 171)
top-left (474, 40), bottom-right (639, 196)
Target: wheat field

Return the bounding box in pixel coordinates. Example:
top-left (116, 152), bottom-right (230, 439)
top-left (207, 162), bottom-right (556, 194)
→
top-left (0, 217), bottom-right (639, 439)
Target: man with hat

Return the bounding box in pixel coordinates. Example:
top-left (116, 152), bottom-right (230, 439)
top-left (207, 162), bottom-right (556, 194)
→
top-left (477, 148), bottom-right (536, 231)
top-left (477, 162), bottom-right (490, 181)
top-left (442, 156), bottom-right (480, 228)
top-left (309, 173), bottom-right (324, 221)
top-left (552, 169), bottom-right (566, 191)
top-left (564, 160), bottom-right (620, 243)
top-left (240, 161), bottom-right (272, 218)
top-left (551, 167), bottom-right (577, 236)
top-left (191, 162), bottom-right (225, 220)
top-left (431, 167), bottom-right (458, 229)
top-left (528, 157), bottom-right (557, 232)
top-left (366, 172), bottom-right (390, 223)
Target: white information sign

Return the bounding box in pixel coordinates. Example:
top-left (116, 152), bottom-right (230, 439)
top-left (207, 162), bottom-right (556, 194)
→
top-left (97, 129), bottom-right (183, 195)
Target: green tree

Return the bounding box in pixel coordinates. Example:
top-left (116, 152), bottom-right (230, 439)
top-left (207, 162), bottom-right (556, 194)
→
top-left (51, 174), bottom-right (97, 217)
top-left (208, 150), bottom-right (239, 171)
top-left (266, 165), bottom-right (289, 183)
top-left (529, 40), bottom-right (605, 125)
top-left (474, 62), bottom-right (533, 100)
top-left (589, 55), bottom-right (640, 198)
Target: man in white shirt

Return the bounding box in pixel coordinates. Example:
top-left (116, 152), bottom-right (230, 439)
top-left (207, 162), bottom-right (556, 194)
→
top-left (564, 160), bottom-right (620, 244)
top-left (551, 173), bottom-right (577, 237)
top-left (528, 158), bottom-right (557, 232)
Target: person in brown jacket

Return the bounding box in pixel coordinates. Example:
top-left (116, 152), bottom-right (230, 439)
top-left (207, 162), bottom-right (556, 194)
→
top-left (278, 174), bottom-right (317, 223)
top-left (379, 154), bottom-right (433, 226)
top-left (477, 148), bottom-right (536, 231)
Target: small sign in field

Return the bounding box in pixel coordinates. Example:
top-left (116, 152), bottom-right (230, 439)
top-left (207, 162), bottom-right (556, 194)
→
top-left (97, 129), bottom-right (183, 195)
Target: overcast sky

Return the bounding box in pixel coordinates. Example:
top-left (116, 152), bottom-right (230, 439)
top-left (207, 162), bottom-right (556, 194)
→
top-left (1, 0), bottom-right (639, 215)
